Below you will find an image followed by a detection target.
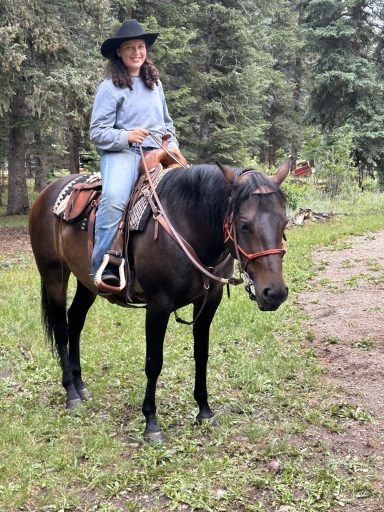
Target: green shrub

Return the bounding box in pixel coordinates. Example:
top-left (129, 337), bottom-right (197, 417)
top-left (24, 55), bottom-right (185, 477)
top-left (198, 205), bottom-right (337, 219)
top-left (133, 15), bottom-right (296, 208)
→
top-left (282, 178), bottom-right (309, 210)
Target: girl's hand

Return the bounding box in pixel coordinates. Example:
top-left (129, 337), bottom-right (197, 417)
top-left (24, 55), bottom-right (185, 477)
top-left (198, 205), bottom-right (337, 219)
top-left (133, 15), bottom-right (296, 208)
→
top-left (128, 128), bottom-right (149, 144)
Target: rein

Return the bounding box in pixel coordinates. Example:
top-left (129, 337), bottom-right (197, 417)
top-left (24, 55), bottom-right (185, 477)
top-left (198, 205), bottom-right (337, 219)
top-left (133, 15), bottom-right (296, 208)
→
top-left (149, 132), bottom-right (190, 169)
top-left (139, 141), bottom-right (240, 287)
top-left (139, 139), bottom-right (243, 325)
top-left (138, 137), bottom-right (286, 317)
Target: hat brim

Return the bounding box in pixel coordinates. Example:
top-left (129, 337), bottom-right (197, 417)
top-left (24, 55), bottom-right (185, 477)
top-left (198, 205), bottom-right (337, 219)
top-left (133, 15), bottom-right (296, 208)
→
top-left (101, 33), bottom-right (159, 59)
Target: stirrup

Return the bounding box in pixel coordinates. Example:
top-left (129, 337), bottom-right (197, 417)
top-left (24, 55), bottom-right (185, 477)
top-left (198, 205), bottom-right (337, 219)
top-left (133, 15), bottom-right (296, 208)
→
top-left (94, 254), bottom-right (126, 293)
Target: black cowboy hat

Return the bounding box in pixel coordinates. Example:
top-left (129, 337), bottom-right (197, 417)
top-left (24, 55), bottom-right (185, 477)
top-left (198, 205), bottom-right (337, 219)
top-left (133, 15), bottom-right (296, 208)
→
top-left (100, 19), bottom-right (159, 59)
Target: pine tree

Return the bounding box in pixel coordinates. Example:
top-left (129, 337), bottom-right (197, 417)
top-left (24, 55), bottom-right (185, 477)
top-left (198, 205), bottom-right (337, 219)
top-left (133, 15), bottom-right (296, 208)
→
top-left (370, 1), bottom-right (384, 188)
top-left (128, 0), bottom-right (200, 162)
top-left (187, 1), bottom-right (274, 164)
top-left (298, 0), bottom-right (384, 184)
top-left (257, 0), bottom-right (305, 165)
top-left (0, 0), bottom-right (112, 212)
top-left (130, 1), bottom-right (283, 165)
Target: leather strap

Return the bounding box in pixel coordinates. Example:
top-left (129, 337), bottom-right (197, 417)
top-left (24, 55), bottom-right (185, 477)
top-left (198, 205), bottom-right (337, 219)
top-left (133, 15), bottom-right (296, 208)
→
top-left (87, 201), bottom-right (97, 263)
top-left (149, 132), bottom-right (189, 169)
top-left (174, 276), bottom-right (211, 325)
top-left (139, 145), bottom-right (241, 286)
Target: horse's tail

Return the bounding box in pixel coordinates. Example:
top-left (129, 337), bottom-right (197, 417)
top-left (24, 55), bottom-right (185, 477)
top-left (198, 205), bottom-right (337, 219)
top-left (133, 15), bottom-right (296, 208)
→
top-left (41, 280), bottom-right (58, 355)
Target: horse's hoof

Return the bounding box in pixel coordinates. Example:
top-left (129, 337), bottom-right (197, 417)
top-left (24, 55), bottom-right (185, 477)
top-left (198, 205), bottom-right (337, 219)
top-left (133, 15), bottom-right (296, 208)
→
top-left (77, 387), bottom-right (92, 400)
top-left (143, 430), bottom-right (164, 443)
top-left (66, 397), bottom-right (82, 409)
top-left (196, 412), bottom-right (216, 426)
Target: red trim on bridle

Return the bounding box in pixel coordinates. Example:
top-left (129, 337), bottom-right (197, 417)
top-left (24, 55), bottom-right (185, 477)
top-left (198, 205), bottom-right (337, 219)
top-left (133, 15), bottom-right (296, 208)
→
top-left (224, 220), bottom-right (286, 271)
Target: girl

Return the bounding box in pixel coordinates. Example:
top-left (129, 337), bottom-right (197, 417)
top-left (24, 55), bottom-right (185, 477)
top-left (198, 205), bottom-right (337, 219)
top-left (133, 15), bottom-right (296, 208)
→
top-left (90, 19), bottom-right (181, 290)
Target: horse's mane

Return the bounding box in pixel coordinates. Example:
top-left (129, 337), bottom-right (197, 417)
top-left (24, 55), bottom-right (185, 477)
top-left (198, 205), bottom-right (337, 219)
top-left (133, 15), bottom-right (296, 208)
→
top-left (160, 165), bottom-right (226, 228)
top-left (161, 164), bottom-right (285, 227)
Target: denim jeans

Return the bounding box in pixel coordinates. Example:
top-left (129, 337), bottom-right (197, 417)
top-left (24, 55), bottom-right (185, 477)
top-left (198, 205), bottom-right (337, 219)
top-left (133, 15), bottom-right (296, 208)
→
top-left (92, 145), bottom-right (151, 275)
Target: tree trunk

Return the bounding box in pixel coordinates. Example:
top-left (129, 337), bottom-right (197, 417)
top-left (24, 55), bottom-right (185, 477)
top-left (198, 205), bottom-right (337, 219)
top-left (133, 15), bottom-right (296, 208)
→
top-left (268, 125), bottom-right (277, 167)
top-left (68, 125), bottom-right (80, 174)
top-left (7, 91), bottom-right (30, 215)
top-left (34, 155), bottom-right (49, 192)
top-left (292, 56), bottom-right (304, 157)
top-left (198, 113), bottom-right (211, 162)
top-left (197, 3), bottom-right (215, 162)
top-left (376, 158), bottom-right (384, 192)
top-left (0, 153), bottom-right (6, 206)
top-left (266, 85), bottom-right (277, 167)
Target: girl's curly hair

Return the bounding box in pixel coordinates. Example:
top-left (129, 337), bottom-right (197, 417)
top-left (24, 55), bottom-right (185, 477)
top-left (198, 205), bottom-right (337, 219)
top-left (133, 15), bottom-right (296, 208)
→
top-left (106, 54), bottom-right (160, 90)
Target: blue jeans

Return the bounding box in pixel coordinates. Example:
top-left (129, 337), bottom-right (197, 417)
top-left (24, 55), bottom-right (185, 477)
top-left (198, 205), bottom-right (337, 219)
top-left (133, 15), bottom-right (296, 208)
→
top-left (92, 146), bottom-right (150, 275)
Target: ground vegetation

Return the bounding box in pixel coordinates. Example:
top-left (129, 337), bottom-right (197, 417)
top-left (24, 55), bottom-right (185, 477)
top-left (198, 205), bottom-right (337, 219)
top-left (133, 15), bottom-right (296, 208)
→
top-left (1, 191), bottom-right (384, 510)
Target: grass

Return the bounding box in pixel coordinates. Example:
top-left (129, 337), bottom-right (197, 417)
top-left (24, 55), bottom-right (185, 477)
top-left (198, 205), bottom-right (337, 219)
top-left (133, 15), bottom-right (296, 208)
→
top-left (352, 339), bottom-right (374, 350)
top-left (321, 336), bottom-right (340, 345)
top-left (0, 214), bottom-right (30, 227)
top-left (1, 191), bottom-right (384, 510)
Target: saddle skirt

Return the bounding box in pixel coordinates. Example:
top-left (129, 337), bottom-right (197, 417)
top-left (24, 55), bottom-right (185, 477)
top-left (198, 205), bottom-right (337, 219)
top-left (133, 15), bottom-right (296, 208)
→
top-left (53, 173), bottom-right (101, 227)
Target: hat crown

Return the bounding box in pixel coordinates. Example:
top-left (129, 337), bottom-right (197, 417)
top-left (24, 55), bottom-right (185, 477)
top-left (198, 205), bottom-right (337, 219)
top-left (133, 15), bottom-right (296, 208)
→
top-left (100, 19), bottom-right (159, 58)
top-left (115, 19), bottom-right (146, 39)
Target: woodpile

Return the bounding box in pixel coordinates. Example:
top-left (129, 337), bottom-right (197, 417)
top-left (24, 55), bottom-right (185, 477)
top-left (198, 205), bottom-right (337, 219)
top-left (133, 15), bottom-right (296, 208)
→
top-left (293, 208), bottom-right (333, 225)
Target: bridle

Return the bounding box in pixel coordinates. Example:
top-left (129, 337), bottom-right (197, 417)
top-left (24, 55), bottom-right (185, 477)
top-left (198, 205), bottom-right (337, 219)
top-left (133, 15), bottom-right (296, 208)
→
top-left (224, 215), bottom-right (286, 272)
top-left (223, 174), bottom-right (286, 300)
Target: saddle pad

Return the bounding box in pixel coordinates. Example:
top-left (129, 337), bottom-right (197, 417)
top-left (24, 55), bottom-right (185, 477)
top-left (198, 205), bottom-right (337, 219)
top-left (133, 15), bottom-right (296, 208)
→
top-left (53, 173), bottom-right (101, 217)
top-left (129, 167), bottom-right (175, 231)
top-left (52, 169), bottom-right (175, 232)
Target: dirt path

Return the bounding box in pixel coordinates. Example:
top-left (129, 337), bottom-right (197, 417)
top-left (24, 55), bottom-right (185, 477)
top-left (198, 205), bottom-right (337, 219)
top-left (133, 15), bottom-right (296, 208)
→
top-left (0, 226), bottom-right (32, 255)
top-left (300, 230), bottom-right (384, 510)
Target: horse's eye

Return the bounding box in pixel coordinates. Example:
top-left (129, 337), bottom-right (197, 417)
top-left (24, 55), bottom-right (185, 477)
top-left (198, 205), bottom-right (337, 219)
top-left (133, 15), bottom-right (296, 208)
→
top-left (240, 222), bottom-right (249, 232)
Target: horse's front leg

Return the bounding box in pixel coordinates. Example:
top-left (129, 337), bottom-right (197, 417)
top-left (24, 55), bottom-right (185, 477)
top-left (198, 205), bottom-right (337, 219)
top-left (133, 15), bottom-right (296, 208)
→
top-left (193, 288), bottom-right (223, 422)
top-left (142, 302), bottom-right (171, 442)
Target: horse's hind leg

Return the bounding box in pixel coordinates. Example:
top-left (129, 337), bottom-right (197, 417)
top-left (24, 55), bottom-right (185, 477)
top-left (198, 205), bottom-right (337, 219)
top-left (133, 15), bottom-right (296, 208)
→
top-left (193, 288), bottom-right (223, 422)
top-left (42, 268), bottom-right (95, 408)
top-left (67, 280), bottom-right (97, 401)
top-left (41, 266), bottom-right (80, 408)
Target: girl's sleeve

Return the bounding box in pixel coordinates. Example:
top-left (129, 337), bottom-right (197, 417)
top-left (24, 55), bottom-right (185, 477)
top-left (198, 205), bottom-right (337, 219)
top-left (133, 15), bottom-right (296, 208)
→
top-left (89, 82), bottom-right (130, 152)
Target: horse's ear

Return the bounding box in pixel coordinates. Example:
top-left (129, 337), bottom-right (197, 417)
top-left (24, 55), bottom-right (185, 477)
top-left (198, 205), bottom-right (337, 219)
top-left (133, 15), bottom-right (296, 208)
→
top-left (269, 156), bottom-right (296, 185)
top-left (216, 162), bottom-right (236, 184)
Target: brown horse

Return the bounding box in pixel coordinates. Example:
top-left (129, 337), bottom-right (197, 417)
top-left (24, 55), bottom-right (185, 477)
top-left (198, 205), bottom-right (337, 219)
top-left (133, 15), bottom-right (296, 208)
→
top-left (29, 158), bottom-right (293, 441)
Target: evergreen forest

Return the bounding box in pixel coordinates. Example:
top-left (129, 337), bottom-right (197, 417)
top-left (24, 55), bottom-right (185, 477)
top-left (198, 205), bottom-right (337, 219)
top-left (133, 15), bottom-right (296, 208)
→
top-left (0, 0), bottom-right (383, 214)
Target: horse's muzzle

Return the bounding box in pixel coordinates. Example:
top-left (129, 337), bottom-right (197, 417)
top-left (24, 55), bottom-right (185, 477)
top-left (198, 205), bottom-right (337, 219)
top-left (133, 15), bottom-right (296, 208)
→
top-left (257, 285), bottom-right (289, 311)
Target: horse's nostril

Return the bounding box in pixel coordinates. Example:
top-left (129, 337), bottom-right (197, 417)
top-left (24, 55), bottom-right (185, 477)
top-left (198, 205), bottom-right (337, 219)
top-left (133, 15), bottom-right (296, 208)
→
top-left (263, 286), bottom-right (288, 302)
top-left (262, 288), bottom-right (271, 299)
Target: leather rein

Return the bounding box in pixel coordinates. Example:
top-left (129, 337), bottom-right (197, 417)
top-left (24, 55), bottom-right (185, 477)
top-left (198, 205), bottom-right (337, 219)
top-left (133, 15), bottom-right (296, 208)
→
top-left (140, 135), bottom-right (286, 313)
top-left (140, 135), bottom-right (240, 287)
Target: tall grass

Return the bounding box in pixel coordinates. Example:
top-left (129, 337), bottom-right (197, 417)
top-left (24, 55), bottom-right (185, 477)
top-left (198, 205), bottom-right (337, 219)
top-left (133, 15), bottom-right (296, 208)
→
top-left (0, 191), bottom-right (383, 511)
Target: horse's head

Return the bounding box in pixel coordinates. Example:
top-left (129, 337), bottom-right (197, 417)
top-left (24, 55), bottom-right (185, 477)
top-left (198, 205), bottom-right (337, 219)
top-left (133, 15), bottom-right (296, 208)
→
top-left (218, 157), bottom-right (294, 311)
